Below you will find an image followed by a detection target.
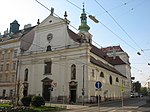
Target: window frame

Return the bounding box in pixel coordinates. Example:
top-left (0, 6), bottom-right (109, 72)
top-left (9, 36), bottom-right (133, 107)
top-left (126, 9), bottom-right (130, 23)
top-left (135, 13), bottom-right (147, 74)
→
top-left (44, 61), bottom-right (52, 75)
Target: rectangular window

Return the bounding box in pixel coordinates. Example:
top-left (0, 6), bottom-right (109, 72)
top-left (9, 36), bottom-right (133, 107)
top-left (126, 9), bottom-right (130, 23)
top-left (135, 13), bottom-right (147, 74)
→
top-left (11, 74), bottom-right (15, 82)
top-left (1, 53), bottom-right (4, 60)
top-left (5, 73), bottom-right (8, 81)
top-left (12, 62), bottom-right (16, 70)
top-left (13, 49), bottom-right (17, 58)
top-left (0, 65), bottom-right (3, 71)
top-left (2, 89), bottom-right (6, 97)
top-left (6, 63), bottom-right (9, 71)
top-left (7, 52), bottom-right (10, 60)
top-left (44, 61), bottom-right (52, 74)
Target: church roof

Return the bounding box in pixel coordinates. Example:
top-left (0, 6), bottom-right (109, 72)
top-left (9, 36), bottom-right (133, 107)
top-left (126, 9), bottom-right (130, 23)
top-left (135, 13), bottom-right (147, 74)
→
top-left (101, 45), bottom-right (124, 53)
top-left (107, 56), bottom-right (126, 65)
top-left (67, 28), bottom-right (83, 43)
top-left (90, 44), bottom-right (108, 60)
top-left (90, 56), bottom-right (126, 78)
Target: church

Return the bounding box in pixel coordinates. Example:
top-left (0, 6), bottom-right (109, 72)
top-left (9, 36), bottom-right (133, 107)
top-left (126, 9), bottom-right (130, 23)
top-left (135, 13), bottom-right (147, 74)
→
top-left (18, 6), bottom-right (132, 103)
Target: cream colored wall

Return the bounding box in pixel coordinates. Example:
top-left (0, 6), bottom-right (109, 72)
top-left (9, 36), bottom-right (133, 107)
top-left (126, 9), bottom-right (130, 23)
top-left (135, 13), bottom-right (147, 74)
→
top-left (20, 44), bottom-right (90, 99)
top-left (0, 39), bottom-right (20, 97)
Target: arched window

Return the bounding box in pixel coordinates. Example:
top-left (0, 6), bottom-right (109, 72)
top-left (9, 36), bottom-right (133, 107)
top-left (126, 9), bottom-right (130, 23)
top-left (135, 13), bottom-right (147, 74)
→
top-left (46, 45), bottom-right (51, 51)
top-left (116, 77), bottom-right (119, 82)
top-left (100, 72), bottom-right (104, 78)
top-left (71, 64), bottom-right (76, 80)
top-left (24, 68), bottom-right (28, 81)
top-left (109, 75), bottom-right (112, 85)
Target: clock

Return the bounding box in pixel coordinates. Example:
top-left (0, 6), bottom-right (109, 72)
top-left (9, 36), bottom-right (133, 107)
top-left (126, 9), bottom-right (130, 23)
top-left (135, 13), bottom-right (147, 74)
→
top-left (47, 33), bottom-right (53, 42)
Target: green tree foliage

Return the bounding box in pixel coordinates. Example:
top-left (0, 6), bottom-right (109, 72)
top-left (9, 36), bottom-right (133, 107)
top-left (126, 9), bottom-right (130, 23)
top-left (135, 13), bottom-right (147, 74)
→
top-left (140, 87), bottom-right (148, 95)
top-left (133, 81), bottom-right (141, 93)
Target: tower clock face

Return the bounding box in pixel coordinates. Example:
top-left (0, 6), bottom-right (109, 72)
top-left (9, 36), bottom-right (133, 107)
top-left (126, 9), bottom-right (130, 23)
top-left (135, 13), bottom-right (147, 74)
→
top-left (47, 33), bottom-right (53, 42)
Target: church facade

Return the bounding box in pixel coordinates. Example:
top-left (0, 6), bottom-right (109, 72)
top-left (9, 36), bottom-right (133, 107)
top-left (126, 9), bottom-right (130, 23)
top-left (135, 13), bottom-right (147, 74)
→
top-left (17, 7), bottom-right (131, 103)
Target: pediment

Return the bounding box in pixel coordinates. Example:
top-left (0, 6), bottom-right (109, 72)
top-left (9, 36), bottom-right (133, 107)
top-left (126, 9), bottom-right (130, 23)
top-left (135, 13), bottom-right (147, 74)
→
top-left (41, 77), bottom-right (53, 82)
top-left (69, 81), bottom-right (78, 86)
top-left (38, 15), bottom-right (65, 27)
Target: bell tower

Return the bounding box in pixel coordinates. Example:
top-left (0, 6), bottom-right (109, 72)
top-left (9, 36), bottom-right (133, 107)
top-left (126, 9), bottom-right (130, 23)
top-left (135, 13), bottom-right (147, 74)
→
top-left (78, 3), bottom-right (92, 43)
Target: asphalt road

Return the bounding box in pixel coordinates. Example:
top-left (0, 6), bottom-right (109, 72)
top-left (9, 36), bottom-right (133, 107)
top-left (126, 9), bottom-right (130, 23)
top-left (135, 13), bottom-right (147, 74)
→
top-left (59, 96), bottom-right (150, 112)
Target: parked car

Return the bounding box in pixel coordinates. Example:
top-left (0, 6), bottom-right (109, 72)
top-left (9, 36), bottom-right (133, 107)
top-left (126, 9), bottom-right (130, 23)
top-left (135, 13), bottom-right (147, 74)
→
top-left (130, 92), bottom-right (139, 98)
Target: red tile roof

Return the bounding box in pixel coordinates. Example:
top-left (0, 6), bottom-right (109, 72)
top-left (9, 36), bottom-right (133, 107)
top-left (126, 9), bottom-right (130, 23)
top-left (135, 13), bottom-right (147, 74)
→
top-left (101, 45), bottom-right (124, 53)
top-left (90, 44), bottom-right (108, 60)
top-left (90, 56), bottom-right (126, 78)
top-left (107, 56), bottom-right (126, 65)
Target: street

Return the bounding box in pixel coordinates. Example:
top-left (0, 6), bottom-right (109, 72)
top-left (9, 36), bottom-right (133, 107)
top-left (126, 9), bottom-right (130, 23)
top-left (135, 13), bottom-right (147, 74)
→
top-left (59, 96), bottom-right (150, 112)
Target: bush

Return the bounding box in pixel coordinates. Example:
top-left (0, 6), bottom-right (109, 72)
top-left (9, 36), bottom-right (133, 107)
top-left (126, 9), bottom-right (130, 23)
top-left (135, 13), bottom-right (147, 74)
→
top-left (21, 96), bottom-right (31, 106)
top-left (31, 96), bottom-right (45, 107)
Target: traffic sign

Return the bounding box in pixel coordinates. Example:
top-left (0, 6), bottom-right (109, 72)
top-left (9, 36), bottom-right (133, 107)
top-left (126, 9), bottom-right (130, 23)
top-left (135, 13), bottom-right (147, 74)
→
top-left (95, 81), bottom-right (102, 89)
top-left (120, 84), bottom-right (124, 92)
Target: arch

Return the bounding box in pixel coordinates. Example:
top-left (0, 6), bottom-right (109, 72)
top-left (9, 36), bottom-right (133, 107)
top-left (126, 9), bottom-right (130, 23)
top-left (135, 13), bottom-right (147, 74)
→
top-left (46, 45), bottom-right (52, 51)
top-left (24, 68), bottom-right (28, 81)
top-left (109, 75), bottom-right (113, 85)
top-left (71, 64), bottom-right (76, 80)
top-left (116, 77), bottom-right (119, 82)
top-left (100, 72), bottom-right (104, 78)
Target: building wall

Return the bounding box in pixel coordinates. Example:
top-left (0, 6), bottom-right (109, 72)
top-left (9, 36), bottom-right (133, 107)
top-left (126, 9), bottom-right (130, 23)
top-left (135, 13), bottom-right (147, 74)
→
top-left (18, 14), bottom-right (131, 103)
top-left (0, 39), bottom-right (20, 98)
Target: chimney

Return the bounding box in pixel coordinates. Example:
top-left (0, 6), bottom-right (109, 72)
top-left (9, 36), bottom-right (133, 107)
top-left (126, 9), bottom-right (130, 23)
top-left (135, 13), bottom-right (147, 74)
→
top-left (24, 24), bottom-right (32, 29)
top-left (10, 20), bottom-right (20, 34)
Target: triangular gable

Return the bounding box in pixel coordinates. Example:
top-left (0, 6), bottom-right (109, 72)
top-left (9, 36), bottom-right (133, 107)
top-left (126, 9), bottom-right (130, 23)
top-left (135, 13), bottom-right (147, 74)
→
top-left (38, 15), bottom-right (65, 27)
top-left (41, 77), bottom-right (53, 82)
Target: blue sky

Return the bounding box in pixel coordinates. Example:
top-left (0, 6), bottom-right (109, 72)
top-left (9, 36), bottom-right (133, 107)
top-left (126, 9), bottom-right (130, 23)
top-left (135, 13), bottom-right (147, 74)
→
top-left (0, 0), bottom-right (150, 86)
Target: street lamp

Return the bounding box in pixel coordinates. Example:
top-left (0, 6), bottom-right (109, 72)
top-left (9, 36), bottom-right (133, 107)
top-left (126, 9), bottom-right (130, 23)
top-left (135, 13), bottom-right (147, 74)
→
top-left (137, 49), bottom-right (150, 65)
top-left (137, 49), bottom-right (150, 55)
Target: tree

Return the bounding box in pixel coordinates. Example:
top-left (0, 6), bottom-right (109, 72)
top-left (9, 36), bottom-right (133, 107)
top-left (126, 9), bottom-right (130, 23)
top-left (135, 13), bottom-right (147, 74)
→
top-left (133, 81), bottom-right (141, 93)
top-left (140, 87), bottom-right (148, 95)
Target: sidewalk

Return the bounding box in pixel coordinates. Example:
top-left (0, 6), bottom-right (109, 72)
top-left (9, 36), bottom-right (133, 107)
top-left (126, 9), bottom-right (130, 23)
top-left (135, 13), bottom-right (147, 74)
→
top-left (45, 97), bottom-right (148, 110)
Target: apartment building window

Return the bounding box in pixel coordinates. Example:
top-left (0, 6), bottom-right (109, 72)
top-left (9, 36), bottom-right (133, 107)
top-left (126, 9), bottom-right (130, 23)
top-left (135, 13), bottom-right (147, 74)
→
top-left (0, 65), bottom-right (3, 71)
top-left (1, 53), bottom-right (4, 60)
top-left (12, 62), bottom-right (16, 70)
top-left (12, 74), bottom-right (15, 82)
top-left (7, 52), bottom-right (10, 60)
top-left (5, 73), bottom-right (8, 81)
top-left (13, 49), bottom-right (17, 58)
top-left (6, 63), bottom-right (9, 71)
top-left (44, 61), bottom-right (52, 74)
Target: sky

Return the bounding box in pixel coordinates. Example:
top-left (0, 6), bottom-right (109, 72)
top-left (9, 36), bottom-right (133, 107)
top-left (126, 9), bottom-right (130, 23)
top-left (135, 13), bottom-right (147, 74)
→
top-left (0, 0), bottom-right (150, 86)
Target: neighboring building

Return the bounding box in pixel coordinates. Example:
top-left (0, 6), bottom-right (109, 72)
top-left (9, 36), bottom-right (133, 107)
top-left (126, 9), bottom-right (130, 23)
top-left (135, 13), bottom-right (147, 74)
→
top-left (0, 20), bottom-right (35, 99)
top-left (17, 6), bottom-right (131, 103)
top-left (145, 77), bottom-right (150, 95)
